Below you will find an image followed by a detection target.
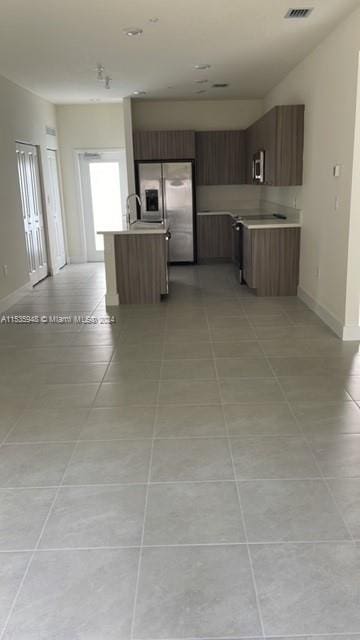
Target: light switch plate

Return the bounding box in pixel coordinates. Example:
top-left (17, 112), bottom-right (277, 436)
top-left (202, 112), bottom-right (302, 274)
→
top-left (333, 165), bottom-right (341, 178)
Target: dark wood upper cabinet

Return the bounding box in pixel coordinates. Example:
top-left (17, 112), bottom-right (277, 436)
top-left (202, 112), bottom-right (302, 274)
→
top-left (245, 105), bottom-right (304, 186)
top-left (133, 104), bottom-right (304, 186)
top-left (133, 130), bottom-right (196, 160)
top-left (195, 130), bottom-right (245, 185)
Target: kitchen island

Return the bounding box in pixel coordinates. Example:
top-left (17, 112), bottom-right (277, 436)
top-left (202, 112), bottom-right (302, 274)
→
top-left (99, 218), bottom-right (170, 305)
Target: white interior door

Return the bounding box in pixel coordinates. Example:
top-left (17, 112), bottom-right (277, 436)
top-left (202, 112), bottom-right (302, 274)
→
top-left (79, 150), bottom-right (127, 262)
top-left (16, 142), bottom-right (48, 285)
top-left (47, 149), bottom-right (66, 270)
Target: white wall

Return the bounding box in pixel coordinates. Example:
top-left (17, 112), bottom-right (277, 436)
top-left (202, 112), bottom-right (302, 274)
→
top-left (345, 54), bottom-right (360, 336)
top-left (132, 99), bottom-right (263, 131)
top-left (123, 98), bottom-right (136, 196)
top-left (0, 73), bottom-right (57, 303)
top-left (262, 6), bottom-right (360, 333)
top-left (56, 103), bottom-right (126, 262)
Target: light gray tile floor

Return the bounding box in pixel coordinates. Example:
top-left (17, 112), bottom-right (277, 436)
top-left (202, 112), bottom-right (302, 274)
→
top-left (1, 262), bottom-right (360, 638)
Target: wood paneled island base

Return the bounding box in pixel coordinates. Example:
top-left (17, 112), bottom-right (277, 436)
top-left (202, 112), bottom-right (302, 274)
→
top-left (115, 233), bottom-right (168, 304)
top-left (99, 225), bottom-right (169, 306)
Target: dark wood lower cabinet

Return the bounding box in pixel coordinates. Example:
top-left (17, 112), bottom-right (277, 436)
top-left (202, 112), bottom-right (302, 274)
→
top-left (242, 227), bottom-right (300, 296)
top-left (115, 233), bottom-right (168, 304)
top-left (197, 215), bottom-right (232, 262)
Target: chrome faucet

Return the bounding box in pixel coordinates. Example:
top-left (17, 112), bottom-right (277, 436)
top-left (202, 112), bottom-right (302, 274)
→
top-left (126, 193), bottom-right (142, 225)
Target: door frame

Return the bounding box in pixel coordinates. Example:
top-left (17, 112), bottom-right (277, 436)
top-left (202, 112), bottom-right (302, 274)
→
top-left (16, 138), bottom-right (69, 281)
top-left (46, 147), bottom-right (68, 272)
top-left (16, 140), bottom-right (50, 285)
top-left (75, 148), bottom-right (127, 262)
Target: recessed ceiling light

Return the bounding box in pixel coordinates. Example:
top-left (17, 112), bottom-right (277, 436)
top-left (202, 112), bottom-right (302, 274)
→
top-left (212, 83), bottom-right (229, 88)
top-left (195, 79), bottom-right (208, 84)
top-left (132, 90), bottom-right (147, 96)
top-left (124, 27), bottom-right (143, 37)
top-left (194, 64), bottom-right (211, 70)
top-left (149, 17), bottom-right (159, 23)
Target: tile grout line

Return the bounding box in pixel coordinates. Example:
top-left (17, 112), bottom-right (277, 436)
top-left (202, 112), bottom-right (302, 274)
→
top-left (129, 306), bottom-right (167, 640)
top-left (2, 264), bottom-right (360, 637)
top-left (256, 332), bottom-right (357, 546)
top-left (1, 536), bottom-right (359, 555)
top-left (205, 300), bottom-right (267, 639)
top-left (0, 344), bottom-right (114, 639)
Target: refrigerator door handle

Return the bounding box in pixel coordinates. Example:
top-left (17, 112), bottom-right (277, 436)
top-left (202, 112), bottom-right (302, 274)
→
top-left (161, 165), bottom-right (166, 223)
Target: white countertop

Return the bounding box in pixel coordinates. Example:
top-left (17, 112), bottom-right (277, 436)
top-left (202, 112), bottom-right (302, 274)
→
top-left (197, 209), bottom-right (301, 230)
top-left (98, 218), bottom-right (169, 235)
top-left (240, 219), bottom-right (301, 230)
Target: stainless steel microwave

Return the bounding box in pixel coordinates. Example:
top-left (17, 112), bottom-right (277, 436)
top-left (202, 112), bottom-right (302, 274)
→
top-left (252, 150), bottom-right (265, 184)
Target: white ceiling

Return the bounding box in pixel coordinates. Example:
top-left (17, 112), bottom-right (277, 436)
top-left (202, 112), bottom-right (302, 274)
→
top-left (0, 0), bottom-right (358, 103)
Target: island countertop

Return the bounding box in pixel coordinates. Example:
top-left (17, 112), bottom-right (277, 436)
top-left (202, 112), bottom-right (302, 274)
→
top-left (98, 217), bottom-right (169, 236)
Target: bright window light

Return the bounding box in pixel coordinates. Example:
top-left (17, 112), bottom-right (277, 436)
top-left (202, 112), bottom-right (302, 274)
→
top-left (89, 162), bottom-right (122, 250)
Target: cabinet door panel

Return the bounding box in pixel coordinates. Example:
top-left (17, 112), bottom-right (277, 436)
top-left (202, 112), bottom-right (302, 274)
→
top-left (275, 105), bottom-right (305, 186)
top-left (242, 227), bottom-right (300, 296)
top-left (133, 130), bottom-right (195, 160)
top-left (244, 105), bottom-right (304, 187)
top-left (196, 131), bottom-right (245, 185)
top-left (197, 215), bottom-right (232, 260)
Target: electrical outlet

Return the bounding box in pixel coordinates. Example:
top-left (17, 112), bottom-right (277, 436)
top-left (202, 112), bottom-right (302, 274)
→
top-left (2, 265), bottom-right (8, 278)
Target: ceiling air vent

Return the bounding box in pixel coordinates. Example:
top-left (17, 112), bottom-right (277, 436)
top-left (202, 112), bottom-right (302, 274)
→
top-left (45, 126), bottom-right (57, 136)
top-left (285, 8), bottom-right (314, 18)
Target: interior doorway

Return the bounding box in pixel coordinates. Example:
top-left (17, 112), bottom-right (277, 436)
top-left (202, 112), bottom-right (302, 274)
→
top-left (47, 149), bottom-right (67, 271)
top-left (78, 150), bottom-right (127, 261)
top-left (16, 142), bottom-right (49, 285)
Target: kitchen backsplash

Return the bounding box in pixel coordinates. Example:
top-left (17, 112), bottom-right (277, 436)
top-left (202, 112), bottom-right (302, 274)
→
top-left (196, 185), bottom-right (262, 211)
top-left (196, 184), bottom-right (302, 218)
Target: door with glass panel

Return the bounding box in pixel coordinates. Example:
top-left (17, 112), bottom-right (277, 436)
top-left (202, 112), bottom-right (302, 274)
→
top-left (16, 142), bottom-right (48, 285)
top-left (79, 151), bottom-right (127, 261)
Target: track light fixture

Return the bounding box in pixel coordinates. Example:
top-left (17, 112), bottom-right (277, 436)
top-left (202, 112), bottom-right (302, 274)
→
top-left (95, 64), bottom-right (112, 90)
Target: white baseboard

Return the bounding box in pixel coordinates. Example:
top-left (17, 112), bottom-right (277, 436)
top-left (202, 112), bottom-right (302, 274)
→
top-left (342, 324), bottom-right (360, 341)
top-left (297, 286), bottom-right (345, 339)
top-left (0, 282), bottom-right (32, 314)
top-left (68, 255), bottom-right (86, 264)
top-left (105, 293), bottom-right (119, 306)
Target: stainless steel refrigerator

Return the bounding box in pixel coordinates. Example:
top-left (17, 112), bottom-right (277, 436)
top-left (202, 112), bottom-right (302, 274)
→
top-left (137, 161), bottom-right (194, 263)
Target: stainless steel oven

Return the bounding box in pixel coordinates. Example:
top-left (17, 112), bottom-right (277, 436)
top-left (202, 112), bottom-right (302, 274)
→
top-left (252, 150), bottom-right (265, 184)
